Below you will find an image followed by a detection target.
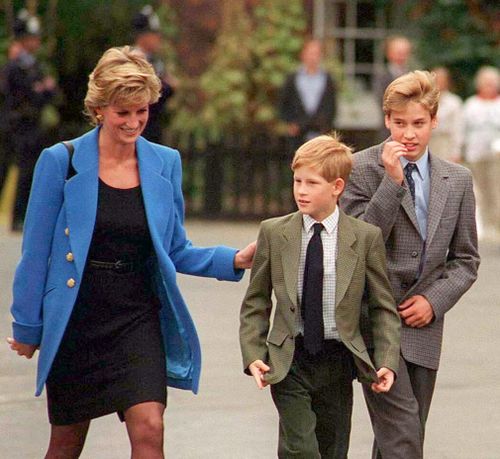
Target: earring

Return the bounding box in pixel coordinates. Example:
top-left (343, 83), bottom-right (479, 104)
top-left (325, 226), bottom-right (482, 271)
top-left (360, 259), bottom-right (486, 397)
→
top-left (96, 114), bottom-right (104, 123)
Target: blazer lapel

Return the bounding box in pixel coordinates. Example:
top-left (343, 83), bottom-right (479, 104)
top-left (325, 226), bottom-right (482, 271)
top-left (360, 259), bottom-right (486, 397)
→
top-left (425, 154), bottom-right (450, 246)
top-left (64, 128), bottom-right (99, 279)
top-left (281, 212), bottom-right (303, 308)
top-left (137, 137), bottom-right (173, 247)
top-left (335, 211), bottom-right (358, 307)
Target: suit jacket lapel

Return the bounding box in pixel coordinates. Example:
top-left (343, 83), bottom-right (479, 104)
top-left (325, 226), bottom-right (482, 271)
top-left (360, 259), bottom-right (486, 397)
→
top-left (426, 154), bottom-right (450, 246)
top-left (281, 212), bottom-right (303, 308)
top-left (64, 128), bottom-right (99, 279)
top-left (335, 211), bottom-right (358, 307)
top-left (137, 137), bottom-right (173, 248)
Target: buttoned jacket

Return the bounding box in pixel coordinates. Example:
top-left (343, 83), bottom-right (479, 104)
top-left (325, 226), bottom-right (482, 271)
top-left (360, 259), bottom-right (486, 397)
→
top-left (239, 210), bottom-right (401, 385)
top-left (11, 127), bottom-right (243, 396)
top-left (341, 141), bottom-right (480, 370)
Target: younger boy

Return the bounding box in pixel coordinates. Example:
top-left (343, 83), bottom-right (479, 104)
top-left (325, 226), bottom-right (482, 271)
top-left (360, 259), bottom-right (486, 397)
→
top-left (341, 71), bottom-right (480, 458)
top-left (239, 134), bottom-right (401, 458)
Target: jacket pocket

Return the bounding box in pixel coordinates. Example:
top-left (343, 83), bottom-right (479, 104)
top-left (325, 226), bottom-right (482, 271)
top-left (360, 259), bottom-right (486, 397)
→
top-left (350, 335), bottom-right (367, 353)
top-left (267, 327), bottom-right (289, 347)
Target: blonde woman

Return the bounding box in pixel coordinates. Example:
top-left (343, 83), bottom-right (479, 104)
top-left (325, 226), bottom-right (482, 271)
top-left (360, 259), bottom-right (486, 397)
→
top-left (7, 46), bottom-right (255, 458)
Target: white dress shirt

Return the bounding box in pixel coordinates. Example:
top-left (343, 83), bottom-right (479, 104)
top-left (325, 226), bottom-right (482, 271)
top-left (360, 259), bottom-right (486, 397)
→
top-left (296, 208), bottom-right (340, 340)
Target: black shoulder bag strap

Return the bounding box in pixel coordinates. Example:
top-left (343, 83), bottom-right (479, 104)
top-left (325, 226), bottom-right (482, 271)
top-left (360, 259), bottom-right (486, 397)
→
top-left (62, 141), bottom-right (76, 180)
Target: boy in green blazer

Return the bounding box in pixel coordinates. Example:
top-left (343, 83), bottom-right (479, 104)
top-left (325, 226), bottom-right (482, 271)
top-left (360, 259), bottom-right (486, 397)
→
top-left (239, 134), bottom-right (401, 458)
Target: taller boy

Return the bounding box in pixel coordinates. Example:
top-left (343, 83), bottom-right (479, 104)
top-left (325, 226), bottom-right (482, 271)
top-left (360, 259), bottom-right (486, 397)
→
top-left (341, 71), bottom-right (480, 458)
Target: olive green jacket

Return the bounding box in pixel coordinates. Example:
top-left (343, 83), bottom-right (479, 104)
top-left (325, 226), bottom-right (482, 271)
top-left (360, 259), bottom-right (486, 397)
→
top-left (240, 210), bottom-right (401, 385)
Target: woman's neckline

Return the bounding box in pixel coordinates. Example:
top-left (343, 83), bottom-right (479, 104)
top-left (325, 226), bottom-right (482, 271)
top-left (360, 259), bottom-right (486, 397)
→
top-left (99, 177), bottom-right (140, 190)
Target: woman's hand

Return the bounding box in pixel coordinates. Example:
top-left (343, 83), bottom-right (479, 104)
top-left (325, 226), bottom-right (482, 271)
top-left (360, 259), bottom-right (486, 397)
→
top-left (6, 337), bottom-right (38, 359)
top-left (234, 241), bottom-right (257, 270)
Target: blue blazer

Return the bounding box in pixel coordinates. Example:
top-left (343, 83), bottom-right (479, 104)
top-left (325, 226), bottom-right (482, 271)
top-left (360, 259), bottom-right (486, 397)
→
top-left (11, 127), bottom-right (243, 396)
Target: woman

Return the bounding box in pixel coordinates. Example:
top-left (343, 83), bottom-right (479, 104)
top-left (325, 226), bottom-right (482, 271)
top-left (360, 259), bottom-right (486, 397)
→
top-left (463, 66), bottom-right (500, 240)
top-left (7, 46), bottom-right (255, 458)
top-left (428, 66), bottom-right (464, 163)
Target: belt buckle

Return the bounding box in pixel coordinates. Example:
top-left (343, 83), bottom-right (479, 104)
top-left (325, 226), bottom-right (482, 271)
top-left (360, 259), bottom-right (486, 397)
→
top-left (114, 260), bottom-right (126, 272)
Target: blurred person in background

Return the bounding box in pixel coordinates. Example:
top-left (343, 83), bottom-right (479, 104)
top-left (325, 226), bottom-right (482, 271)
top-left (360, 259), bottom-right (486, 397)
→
top-left (132, 5), bottom-right (177, 144)
top-left (279, 39), bottom-right (337, 158)
top-left (463, 66), bottom-right (500, 240)
top-left (374, 36), bottom-right (412, 141)
top-left (429, 67), bottom-right (464, 163)
top-left (7, 46), bottom-right (255, 458)
top-left (4, 9), bottom-right (57, 232)
top-left (0, 40), bottom-right (23, 199)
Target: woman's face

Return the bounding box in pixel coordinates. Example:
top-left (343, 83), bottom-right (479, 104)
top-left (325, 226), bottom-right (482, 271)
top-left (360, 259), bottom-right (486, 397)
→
top-left (96, 103), bottom-right (149, 146)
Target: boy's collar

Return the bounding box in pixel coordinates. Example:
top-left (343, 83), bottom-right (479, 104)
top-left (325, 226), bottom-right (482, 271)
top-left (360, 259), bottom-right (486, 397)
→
top-left (302, 207), bottom-right (339, 235)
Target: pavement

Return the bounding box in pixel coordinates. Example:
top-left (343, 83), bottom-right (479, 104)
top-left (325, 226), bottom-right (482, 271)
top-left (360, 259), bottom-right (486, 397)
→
top-left (1, 219), bottom-right (499, 458)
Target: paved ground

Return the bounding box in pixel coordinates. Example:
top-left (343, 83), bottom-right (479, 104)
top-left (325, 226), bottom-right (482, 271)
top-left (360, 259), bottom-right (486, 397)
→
top-left (1, 220), bottom-right (499, 458)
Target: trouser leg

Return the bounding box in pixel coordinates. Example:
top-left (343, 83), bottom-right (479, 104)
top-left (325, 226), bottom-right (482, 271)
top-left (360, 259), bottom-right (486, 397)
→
top-left (271, 340), bottom-right (354, 459)
top-left (271, 361), bottom-right (321, 459)
top-left (406, 360), bottom-right (437, 444)
top-left (363, 354), bottom-right (423, 459)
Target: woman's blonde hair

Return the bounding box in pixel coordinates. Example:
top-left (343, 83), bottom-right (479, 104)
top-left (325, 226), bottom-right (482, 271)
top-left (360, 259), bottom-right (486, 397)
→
top-left (291, 133), bottom-right (352, 183)
top-left (84, 46), bottom-right (161, 124)
top-left (383, 70), bottom-right (440, 117)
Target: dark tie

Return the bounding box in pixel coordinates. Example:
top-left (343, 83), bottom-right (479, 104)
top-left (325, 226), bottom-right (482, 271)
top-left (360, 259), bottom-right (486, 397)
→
top-left (302, 223), bottom-right (324, 354)
top-left (404, 163), bottom-right (417, 203)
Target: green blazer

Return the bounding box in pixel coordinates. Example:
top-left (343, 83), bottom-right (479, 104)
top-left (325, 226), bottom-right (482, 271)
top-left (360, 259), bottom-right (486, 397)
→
top-left (240, 210), bottom-right (401, 385)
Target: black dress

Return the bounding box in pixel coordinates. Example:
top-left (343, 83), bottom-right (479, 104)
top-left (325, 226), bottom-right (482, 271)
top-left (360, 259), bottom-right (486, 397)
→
top-left (46, 179), bottom-right (166, 425)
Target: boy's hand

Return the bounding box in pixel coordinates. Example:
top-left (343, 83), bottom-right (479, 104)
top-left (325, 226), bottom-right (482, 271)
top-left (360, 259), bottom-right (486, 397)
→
top-left (248, 360), bottom-right (270, 389)
top-left (234, 241), bottom-right (257, 270)
top-left (381, 141), bottom-right (407, 185)
top-left (371, 367), bottom-right (395, 393)
top-left (398, 295), bottom-right (435, 328)
top-left (6, 337), bottom-right (38, 359)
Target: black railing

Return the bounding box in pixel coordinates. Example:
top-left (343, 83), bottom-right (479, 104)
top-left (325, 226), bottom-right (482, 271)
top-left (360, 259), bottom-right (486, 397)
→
top-left (179, 129), bottom-right (378, 219)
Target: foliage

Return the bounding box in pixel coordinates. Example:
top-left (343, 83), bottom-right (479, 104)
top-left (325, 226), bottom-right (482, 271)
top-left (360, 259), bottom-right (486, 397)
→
top-left (168, 0), bottom-right (307, 149)
top-left (0, 0), bottom-right (178, 136)
top-left (169, 1), bottom-right (253, 149)
top-left (407, 0), bottom-right (500, 97)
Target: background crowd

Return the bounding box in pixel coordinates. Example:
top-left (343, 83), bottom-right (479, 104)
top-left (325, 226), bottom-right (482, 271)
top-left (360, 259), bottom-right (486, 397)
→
top-left (0, 1), bottom-right (499, 237)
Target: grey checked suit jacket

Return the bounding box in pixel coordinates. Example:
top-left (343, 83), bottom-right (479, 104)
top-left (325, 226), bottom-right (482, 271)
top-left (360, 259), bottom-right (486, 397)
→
top-left (341, 141), bottom-right (480, 370)
top-left (239, 210), bottom-right (401, 385)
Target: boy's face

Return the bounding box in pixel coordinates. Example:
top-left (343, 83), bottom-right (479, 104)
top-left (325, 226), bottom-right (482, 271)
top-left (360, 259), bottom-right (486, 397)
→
top-left (293, 165), bottom-right (344, 222)
top-left (385, 101), bottom-right (437, 162)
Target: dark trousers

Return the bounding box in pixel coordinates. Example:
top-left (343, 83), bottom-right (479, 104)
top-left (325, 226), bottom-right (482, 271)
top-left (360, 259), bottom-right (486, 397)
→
top-left (363, 354), bottom-right (437, 459)
top-left (271, 337), bottom-right (355, 459)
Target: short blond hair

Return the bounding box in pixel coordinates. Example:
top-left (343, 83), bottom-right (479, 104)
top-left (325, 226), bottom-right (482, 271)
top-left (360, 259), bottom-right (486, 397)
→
top-left (383, 70), bottom-right (440, 117)
top-left (84, 46), bottom-right (161, 124)
top-left (291, 133), bottom-right (352, 183)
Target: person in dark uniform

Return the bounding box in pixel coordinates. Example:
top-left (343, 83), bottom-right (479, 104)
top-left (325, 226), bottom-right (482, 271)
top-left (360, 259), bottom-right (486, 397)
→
top-left (7, 46), bottom-right (255, 458)
top-left (132, 5), bottom-right (177, 144)
top-left (0, 41), bottom-right (22, 199)
top-left (4, 9), bottom-right (56, 231)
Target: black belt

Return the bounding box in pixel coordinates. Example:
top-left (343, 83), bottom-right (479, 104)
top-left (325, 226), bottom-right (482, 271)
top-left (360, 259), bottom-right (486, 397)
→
top-left (87, 259), bottom-right (143, 274)
top-left (294, 334), bottom-right (348, 359)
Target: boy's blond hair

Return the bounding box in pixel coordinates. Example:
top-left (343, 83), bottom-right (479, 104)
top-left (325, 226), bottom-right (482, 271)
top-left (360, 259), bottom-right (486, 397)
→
top-left (291, 133), bottom-right (352, 183)
top-left (383, 70), bottom-right (440, 117)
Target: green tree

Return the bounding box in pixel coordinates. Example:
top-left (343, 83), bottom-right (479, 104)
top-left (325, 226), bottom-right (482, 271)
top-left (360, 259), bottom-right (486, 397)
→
top-left (249, 0), bottom-right (306, 131)
top-left (168, 0), bottom-right (307, 148)
top-left (169, 0), bottom-right (252, 149)
top-left (408, 0), bottom-right (500, 96)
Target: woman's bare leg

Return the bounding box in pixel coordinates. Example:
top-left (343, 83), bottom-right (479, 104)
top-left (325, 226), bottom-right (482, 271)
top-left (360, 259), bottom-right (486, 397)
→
top-left (124, 401), bottom-right (165, 459)
top-left (45, 420), bottom-right (90, 459)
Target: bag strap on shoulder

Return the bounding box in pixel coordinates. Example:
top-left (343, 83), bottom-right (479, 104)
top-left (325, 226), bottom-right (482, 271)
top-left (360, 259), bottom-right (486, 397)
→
top-left (62, 141), bottom-right (76, 181)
